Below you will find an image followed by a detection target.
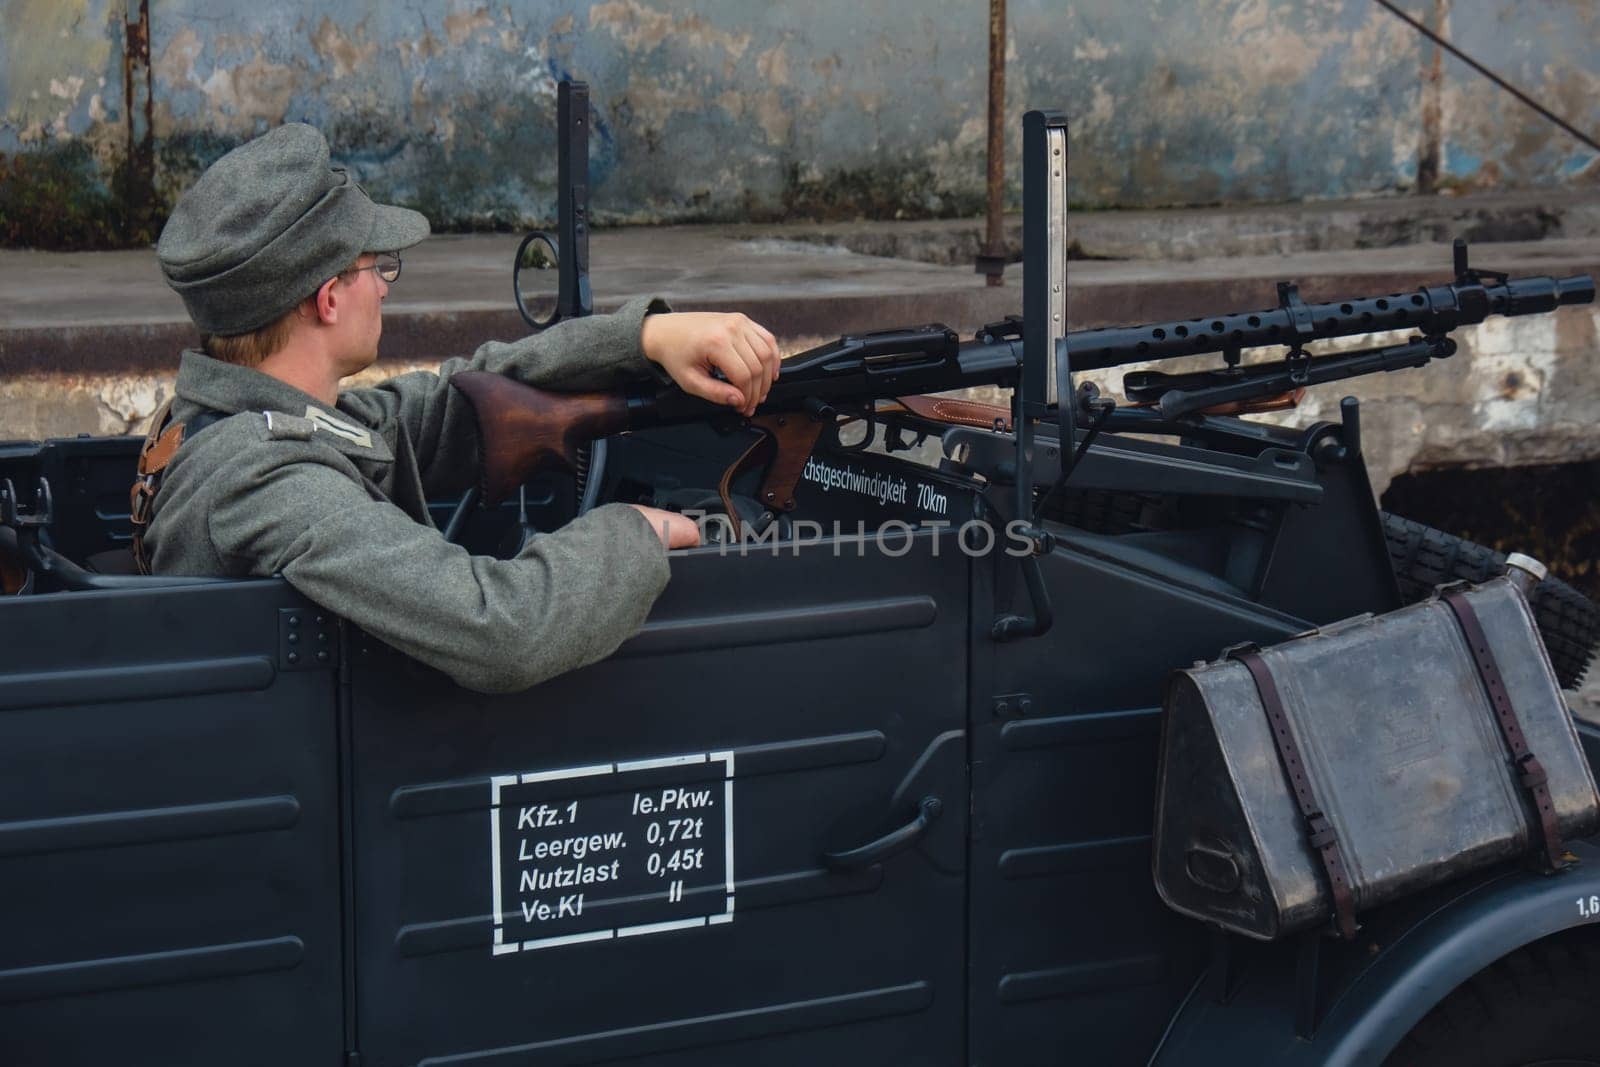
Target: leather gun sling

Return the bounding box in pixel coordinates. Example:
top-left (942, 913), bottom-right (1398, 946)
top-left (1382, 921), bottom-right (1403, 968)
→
top-left (1440, 589), bottom-right (1567, 869)
top-left (1231, 649), bottom-right (1360, 939)
top-left (883, 394), bottom-right (1013, 432)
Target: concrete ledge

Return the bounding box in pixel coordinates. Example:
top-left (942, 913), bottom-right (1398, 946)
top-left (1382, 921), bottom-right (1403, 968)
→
top-left (748, 189), bottom-right (1600, 266)
top-left (3, 228), bottom-right (1596, 374)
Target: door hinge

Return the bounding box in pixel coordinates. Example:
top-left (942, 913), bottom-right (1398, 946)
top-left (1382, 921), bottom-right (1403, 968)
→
top-left (992, 692), bottom-right (1034, 718)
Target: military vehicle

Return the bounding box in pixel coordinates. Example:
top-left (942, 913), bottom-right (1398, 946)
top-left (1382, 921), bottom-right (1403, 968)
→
top-left (3, 85), bottom-right (1599, 1066)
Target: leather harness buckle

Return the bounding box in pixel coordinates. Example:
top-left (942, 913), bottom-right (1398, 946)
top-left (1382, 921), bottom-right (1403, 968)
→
top-left (1305, 811), bottom-right (1338, 850)
top-left (1517, 753), bottom-right (1549, 789)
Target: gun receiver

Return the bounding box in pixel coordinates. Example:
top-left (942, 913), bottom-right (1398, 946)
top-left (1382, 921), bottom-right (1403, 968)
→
top-left (453, 325), bottom-right (1023, 504)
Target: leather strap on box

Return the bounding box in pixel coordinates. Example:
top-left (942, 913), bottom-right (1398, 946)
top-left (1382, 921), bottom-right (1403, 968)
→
top-left (1230, 648), bottom-right (1360, 939)
top-left (1441, 589), bottom-right (1567, 870)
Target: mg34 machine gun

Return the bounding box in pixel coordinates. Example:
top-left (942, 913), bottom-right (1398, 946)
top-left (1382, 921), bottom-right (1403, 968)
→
top-left (3, 83), bottom-right (1600, 1066)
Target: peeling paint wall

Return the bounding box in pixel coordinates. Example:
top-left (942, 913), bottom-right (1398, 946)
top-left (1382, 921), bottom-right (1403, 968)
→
top-left (3, 0), bottom-right (1598, 245)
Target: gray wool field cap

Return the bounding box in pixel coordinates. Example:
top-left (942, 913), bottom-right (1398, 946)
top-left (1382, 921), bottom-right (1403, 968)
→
top-left (157, 123), bottom-right (430, 336)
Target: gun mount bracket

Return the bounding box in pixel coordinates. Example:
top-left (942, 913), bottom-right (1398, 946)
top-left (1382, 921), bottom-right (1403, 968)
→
top-left (1277, 282), bottom-right (1316, 343)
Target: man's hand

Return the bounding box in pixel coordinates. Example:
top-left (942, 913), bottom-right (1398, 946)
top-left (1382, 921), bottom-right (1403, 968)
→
top-left (640, 312), bottom-right (780, 417)
top-left (629, 504), bottom-right (702, 550)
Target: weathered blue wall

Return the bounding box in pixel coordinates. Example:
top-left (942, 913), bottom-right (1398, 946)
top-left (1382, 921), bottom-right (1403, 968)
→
top-left (2, 0), bottom-right (1597, 245)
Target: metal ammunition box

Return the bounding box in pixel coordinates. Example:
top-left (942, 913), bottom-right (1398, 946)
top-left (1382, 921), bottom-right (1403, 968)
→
top-left (1154, 577), bottom-right (1600, 941)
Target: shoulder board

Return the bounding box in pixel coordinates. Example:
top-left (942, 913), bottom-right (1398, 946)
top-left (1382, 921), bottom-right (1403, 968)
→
top-left (304, 407), bottom-right (374, 449)
top-left (263, 411), bottom-right (317, 441)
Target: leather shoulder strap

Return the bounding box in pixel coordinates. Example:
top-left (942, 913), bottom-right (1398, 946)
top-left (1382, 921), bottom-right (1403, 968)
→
top-left (129, 400), bottom-right (226, 575)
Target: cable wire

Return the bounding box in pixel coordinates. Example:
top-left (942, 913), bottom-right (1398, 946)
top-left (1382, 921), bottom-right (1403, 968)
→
top-left (1372, 0), bottom-right (1600, 156)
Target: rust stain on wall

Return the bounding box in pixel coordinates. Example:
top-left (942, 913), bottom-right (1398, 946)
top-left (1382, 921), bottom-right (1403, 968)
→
top-left (444, 7), bottom-right (496, 46)
top-left (202, 54), bottom-right (298, 129)
top-left (312, 16), bottom-right (378, 80)
top-left (4, 0), bottom-right (1599, 245)
top-left (588, 0), bottom-right (751, 61)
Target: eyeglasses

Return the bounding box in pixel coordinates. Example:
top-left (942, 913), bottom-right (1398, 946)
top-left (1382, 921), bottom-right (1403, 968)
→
top-left (340, 252), bottom-right (402, 284)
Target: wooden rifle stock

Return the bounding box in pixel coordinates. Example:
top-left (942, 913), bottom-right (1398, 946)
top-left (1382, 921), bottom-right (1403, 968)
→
top-left (448, 332), bottom-right (1023, 511)
top-left (449, 370), bottom-right (829, 519)
top-left (451, 371), bottom-right (636, 504)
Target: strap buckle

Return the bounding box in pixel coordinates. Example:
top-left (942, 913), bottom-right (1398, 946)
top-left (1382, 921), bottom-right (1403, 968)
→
top-left (1305, 811), bottom-right (1338, 850)
top-left (129, 475), bottom-right (157, 526)
top-left (1516, 752), bottom-right (1549, 789)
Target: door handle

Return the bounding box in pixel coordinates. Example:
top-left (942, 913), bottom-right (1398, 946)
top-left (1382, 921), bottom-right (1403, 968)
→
top-left (823, 796), bottom-right (943, 871)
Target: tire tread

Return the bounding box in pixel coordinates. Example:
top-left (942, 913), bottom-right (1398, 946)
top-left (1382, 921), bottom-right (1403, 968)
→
top-left (1386, 927), bottom-right (1600, 1066)
top-left (1381, 511), bottom-right (1600, 690)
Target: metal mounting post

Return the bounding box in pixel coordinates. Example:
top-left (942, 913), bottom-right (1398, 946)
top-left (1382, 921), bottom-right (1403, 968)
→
top-left (1022, 109), bottom-right (1068, 417)
top-left (556, 80), bottom-right (593, 320)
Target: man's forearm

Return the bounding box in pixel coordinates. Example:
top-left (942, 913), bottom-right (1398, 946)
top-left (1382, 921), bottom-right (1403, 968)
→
top-left (456, 295), bottom-right (672, 392)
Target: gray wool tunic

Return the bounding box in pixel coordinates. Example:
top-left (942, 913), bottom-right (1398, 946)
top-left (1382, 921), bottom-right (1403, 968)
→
top-left (145, 297), bottom-right (671, 694)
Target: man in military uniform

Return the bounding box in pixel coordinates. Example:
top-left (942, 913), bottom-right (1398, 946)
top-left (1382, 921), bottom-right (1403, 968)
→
top-left (141, 124), bottom-right (779, 693)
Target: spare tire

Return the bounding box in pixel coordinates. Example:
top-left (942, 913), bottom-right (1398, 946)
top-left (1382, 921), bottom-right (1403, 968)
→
top-left (1382, 511), bottom-right (1600, 690)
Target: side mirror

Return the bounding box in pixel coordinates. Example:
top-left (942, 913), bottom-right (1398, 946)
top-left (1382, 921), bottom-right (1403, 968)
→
top-left (513, 231), bottom-right (561, 330)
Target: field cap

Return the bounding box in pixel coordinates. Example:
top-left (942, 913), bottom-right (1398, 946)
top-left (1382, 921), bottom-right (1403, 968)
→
top-left (157, 123), bottom-right (429, 336)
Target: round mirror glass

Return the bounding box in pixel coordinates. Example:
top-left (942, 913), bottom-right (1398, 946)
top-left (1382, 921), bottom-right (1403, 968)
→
top-left (513, 231), bottom-right (560, 328)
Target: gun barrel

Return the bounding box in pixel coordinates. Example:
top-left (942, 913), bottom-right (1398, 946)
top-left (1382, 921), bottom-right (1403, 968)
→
top-left (1066, 273), bottom-right (1595, 372)
top-left (1561, 275), bottom-right (1596, 303)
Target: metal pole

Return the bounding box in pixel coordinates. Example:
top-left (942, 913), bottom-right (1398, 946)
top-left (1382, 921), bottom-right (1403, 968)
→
top-left (1416, 0), bottom-right (1448, 195)
top-left (976, 0), bottom-right (1007, 286)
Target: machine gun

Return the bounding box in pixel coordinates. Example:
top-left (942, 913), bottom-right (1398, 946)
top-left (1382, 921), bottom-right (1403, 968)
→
top-left (1071, 242), bottom-right (1592, 420)
top-left (480, 92), bottom-right (1591, 527)
top-left (453, 324), bottom-right (1023, 505)
top-left (458, 245), bottom-right (1592, 496)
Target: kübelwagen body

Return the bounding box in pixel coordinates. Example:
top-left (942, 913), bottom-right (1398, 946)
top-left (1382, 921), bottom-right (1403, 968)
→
top-left (3, 86), bottom-right (1599, 1066)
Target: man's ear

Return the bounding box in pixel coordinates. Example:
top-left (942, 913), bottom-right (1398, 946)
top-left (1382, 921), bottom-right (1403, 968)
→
top-left (312, 276), bottom-right (341, 326)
